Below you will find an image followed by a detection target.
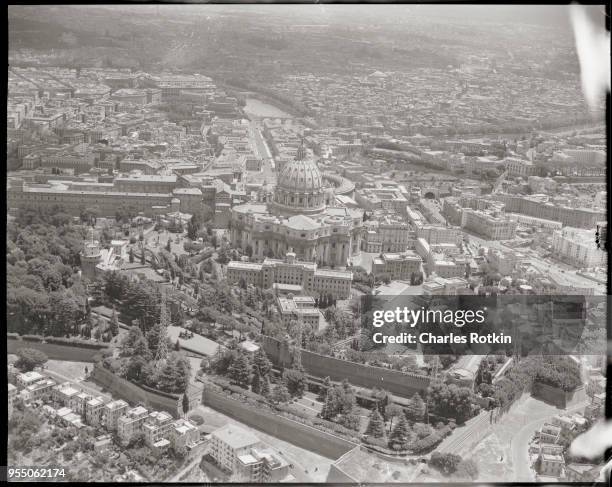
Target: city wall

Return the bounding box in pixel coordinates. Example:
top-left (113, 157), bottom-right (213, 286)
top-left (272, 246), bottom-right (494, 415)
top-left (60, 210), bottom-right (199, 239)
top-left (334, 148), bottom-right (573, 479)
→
top-left (262, 336), bottom-right (430, 398)
top-left (92, 364), bottom-right (183, 417)
top-left (7, 337), bottom-right (109, 362)
top-left (202, 386), bottom-right (356, 460)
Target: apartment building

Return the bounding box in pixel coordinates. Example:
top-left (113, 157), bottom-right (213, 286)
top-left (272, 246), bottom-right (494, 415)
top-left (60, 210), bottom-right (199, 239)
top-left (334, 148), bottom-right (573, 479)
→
top-left (209, 424), bottom-right (262, 473)
top-left (117, 406), bottom-right (149, 445)
top-left (143, 410), bottom-right (175, 451)
top-left (103, 399), bottom-right (129, 431)
top-left (85, 396), bottom-right (107, 426)
top-left (551, 227), bottom-right (607, 268)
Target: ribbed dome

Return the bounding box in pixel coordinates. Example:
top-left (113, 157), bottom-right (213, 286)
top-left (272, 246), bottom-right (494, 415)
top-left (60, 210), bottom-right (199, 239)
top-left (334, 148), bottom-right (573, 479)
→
top-left (277, 159), bottom-right (323, 193)
top-left (270, 145), bottom-right (327, 216)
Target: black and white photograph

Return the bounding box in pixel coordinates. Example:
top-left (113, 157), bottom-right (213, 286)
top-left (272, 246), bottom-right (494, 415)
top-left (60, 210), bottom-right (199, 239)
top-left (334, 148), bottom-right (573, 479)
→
top-left (5, 2), bottom-right (610, 484)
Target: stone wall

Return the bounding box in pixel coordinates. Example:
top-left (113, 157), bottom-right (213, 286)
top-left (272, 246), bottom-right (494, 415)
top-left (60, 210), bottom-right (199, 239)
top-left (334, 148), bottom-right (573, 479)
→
top-left (202, 386), bottom-right (356, 460)
top-left (262, 336), bottom-right (430, 398)
top-left (92, 364), bottom-right (202, 417)
top-left (7, 338), bottom-right (109, 362)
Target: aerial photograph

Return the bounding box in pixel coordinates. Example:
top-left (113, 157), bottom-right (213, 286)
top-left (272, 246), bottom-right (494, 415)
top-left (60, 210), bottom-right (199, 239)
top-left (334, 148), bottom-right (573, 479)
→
top-left (6, 3), bottom-right (609, 484)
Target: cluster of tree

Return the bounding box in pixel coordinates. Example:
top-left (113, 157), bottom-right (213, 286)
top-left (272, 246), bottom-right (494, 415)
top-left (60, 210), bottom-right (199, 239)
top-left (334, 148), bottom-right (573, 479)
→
top-left (429, 452), bottom-right (479, 479)
top-left (185, 208), bottom-right (213, 241)
top-left (534, 356), bottom-right (582, 392)
top-left (117, 325), bottom-right (191, 394)
top-left (320, 379), bottom-right (360, 431)
top-left (94, 272), bottom-right (162, 332)
top-left (427, 380), bottom-right (474, 424)
top-left (211, 346), bottom-right (277, 396)
top-left (7, 207), bottom-right (92, 337)
top-left (14, 348), bottom-right (48, 372)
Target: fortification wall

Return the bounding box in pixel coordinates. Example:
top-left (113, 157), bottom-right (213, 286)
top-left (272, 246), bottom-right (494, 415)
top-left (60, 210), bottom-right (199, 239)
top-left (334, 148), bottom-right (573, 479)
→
top-left (202, 386), bottom-right (356, 459)
top-left (262, 336), bottom-right (430, 398)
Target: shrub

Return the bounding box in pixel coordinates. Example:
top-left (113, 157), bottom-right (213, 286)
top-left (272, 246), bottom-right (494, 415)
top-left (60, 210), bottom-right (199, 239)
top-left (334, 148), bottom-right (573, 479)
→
top-left (429, 452), bottom-right (462, 475)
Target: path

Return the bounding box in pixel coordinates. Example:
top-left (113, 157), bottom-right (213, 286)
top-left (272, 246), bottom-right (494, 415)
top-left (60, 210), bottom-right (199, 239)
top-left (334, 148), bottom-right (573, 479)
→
top-left (436, 410), bottom-right (490, 454)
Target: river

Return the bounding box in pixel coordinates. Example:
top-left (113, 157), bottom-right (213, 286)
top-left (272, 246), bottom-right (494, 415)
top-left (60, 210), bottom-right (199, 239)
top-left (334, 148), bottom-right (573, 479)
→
top-left (244, 97), bottom-right (294, 119)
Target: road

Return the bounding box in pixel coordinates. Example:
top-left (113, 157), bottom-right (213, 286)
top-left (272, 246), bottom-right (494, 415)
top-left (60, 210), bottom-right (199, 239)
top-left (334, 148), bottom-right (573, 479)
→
top-left (510, 400), bottom-right (589, 482)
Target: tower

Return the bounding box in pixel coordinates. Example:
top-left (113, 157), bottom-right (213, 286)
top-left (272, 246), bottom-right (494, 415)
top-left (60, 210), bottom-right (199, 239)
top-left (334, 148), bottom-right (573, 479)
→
top-left (81, 228), bottom-right (101, 280)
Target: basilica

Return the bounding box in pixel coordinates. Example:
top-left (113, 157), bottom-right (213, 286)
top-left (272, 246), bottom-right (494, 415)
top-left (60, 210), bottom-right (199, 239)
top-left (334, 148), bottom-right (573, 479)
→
top-left (230, 145), bottom-right (363, 267)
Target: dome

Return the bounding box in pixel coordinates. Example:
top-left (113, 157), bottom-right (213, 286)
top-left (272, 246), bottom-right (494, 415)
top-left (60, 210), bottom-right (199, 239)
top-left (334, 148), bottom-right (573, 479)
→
top-left (270, 143), bottom-right (327, 216)
top-left (277, 158), bottom-right (323, 193)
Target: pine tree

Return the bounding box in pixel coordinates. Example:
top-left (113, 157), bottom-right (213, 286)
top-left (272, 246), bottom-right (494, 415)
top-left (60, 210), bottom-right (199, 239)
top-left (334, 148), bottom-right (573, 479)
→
top-left (166, 239), bottom-right (172, 252)
top-left (141, 249), bottom-right (146, 265)
top-left (251, 368), bottom-right (262, 394)
top-left (109, 309), bottom-right (119, 337)
top-left (253, 348), bottom-right (272, 377)
top-left (261, 375), bottom-right (271, 397)
top-left (228, 353), bottom-right (251, 389)
top-left (175, 339), bottom-right (181, 351)
top-left (406, 393), bottom-right (426, 422)
top-left (318, 376), bottom-right (331, 401)
top-left (388, 415), bottom-right (412, 451)
top-left (365, 408), bottom-right (386, 438)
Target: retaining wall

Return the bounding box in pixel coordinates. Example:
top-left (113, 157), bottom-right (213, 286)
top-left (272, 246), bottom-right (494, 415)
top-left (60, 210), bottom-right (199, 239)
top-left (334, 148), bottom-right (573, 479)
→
top-left (262, 336), bottom-right (430, 398)
top-left (92, 364), bottom-right (185, 417)
top-left (7, 338), bottom-right (109, 362)
top-left (202, 386), bottom-right (356, 460)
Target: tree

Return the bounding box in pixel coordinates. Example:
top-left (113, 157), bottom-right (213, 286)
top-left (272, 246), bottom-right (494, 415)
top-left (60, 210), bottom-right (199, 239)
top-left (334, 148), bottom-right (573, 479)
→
top-left (385, 403), bottom-right (404, 433)
top-left (175, 339), bottom-right (181, 351)
top-left (456, 458), bottom-right (479, 480)
top-left (182, 392), bottom-right (190, 418)
top-left (429, 452), bottom-right (463, 476)
top-left (253, 348), bottom-right (272, 377)
top-left (405, 393), bottom-right (426, 422)
top-left (15, 348), bottom-right (48, 372)
top-left (228, 353), bottom-right (251, 389)
top-left (318, 376), bottom-right (331, 401)
top-left (140, 250), bottom-right (146, 265)
top-left (187, 216), bottom-right (199, 241)
top-left (109, 309), bottom-right (119, 337)
top-left (245, 244), bottom-right (253, 258)
top-left (388, 415), bottom-right (412, 451)
top-left (283, 368), bottom-right (306, 397)
top-left (129, 248), bottom-right (134, 263)
top-left (166, 239), bottom-right (172, 252)
top-left (251, 368), bottom-right (262, 394)
top-left (365, 409), bottom-right (386, 438)
top-left (261, 375), bottom-right (271, 397)
top-left (271, 379), bottom-right (291, 404)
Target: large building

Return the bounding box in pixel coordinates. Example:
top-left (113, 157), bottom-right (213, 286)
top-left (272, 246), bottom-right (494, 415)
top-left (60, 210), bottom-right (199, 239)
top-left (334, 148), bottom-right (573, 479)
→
top-left (226, 252), bottom-right (352, 299)
top-left (372, 251), bottom-right (422, 280)
top-left (209, 424), bottom-right (290, 482)
top-left (551, 227), bottom-right (607, 268)
top-left (495, 194), bottom-right (606, 229)
top-left (461, 209), bottom-right (517, 240)
top-left (230, 144), bottom-right (363, 267)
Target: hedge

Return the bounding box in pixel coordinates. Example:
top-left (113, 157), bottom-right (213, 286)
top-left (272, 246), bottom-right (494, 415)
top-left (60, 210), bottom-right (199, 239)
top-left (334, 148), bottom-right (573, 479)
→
top-left (44, 336), bottom-right (110, 350)
top-left (21, 334), bottom-right (43, 342)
